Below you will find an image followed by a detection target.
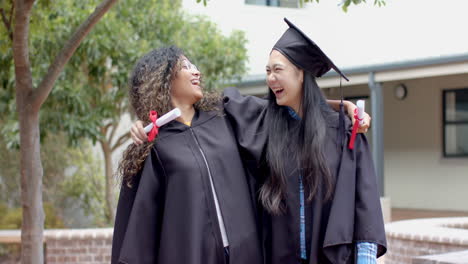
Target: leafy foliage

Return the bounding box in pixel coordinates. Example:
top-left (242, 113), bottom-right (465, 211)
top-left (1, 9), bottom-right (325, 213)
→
top-left (1, 0), bottom-right (248, 147)
top-left (0, 132), bottom-right (106, 228)
top-left (301, 0), bottom-right (386, 12)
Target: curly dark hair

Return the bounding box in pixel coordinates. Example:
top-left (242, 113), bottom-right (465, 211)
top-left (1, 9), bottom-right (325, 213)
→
top-left (118, 46), bottom-right (221, 186)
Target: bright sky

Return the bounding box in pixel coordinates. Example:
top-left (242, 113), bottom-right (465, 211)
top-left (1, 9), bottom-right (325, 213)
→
top-left (182, 0), bottom-right (468, 74)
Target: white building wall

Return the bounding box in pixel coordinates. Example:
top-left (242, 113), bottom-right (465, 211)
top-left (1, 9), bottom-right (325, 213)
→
top-left (325, 74), bottom-right (468, 211)
top-left (383, 74), bottom-right (468, 211)
top-left (182, 0), bottom-right (323, 75)
top-left (182, 0), bottom-right (468, 76)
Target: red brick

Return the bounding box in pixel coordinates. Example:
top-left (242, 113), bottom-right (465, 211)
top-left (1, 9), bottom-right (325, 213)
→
top-left (46, 240), bottom-right (57, 247)
top-left (99, 247), bottom-right (110, 254)
top-left (104, 237), bottom-right (112, 245)
top-left (93, 239), bottom-right (104, 246)
top-left (78, 255), bottom-right (93, 262)
top-left (67, 247), bottom-right (87, 254)
top-left (61, 239), bottom-right (77, 247)
top-left (46, 256), bottom-right (57, 263)
top-left (48, 248), bottom-right (66, 255)
top-left (79, 239), bottom-right (92, 246)
top-left (64, 255), bottom-right (77, 262)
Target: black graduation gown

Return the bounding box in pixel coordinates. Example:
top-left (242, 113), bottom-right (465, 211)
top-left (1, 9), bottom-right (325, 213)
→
top-left (223, 87), bottom-right (387, 264)
top-left (111, 109), bottom-right (263, 264)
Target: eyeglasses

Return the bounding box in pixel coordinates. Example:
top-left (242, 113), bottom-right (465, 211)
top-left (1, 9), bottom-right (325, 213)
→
top-left (181, 60), bottom-right (199, 72)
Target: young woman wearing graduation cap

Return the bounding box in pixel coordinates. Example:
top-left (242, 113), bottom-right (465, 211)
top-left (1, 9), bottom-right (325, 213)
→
top-left (222, 18), bottom-right (387, 264)
top-left (111, 46), bottom-right (263, 264)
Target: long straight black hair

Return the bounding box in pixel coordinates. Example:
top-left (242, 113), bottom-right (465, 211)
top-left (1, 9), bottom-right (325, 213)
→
top-left (259, 71), bottom-right (335, 214)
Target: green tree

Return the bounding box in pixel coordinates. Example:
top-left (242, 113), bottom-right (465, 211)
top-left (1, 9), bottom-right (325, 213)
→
top-left (0, 132), bottom-right (107, 228)
top-left (13, 0), bottom-right (248, 223)
top-left (302, 0), bottom-right (386, 12)
top-left (1, 0), bottom-right (119, 262)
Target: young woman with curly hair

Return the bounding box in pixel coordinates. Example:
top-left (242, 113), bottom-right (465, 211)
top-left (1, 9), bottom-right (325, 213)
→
top-left (111, 46), bottom-right (262, 264)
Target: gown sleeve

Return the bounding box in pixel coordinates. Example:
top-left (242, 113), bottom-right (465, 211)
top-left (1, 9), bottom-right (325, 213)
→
top-left (322, 119), bottom-right (387, 263)
top-left (222, 87), bottom-right (268, 165)
top-left (111, 172), bottom-right (141, 264)
top-left (112, 147), bottom-right (166, 264)
top-left (353, 134), bottom-right (387, 257)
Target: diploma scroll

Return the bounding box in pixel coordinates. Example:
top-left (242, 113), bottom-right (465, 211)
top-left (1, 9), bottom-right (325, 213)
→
top-left (356, 100), bottom-right (365, 125)
top-left (144, 108), bottom-right (182, 133)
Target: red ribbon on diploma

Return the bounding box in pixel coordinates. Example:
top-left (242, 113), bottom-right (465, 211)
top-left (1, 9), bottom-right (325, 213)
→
top-left (148, 110), bottom-right (159, 142)
top-left (348, 108), bottom-right (362, 150)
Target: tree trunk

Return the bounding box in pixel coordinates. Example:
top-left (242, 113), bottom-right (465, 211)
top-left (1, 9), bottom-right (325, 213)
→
top-left (17, 95), bottom-right (44, 264)
top-left (13, 1), bottom-right (44, 263)
top-left (100, 140), bottom-right (115, 224)
top-left (101, 124), bottom-right (130, 224)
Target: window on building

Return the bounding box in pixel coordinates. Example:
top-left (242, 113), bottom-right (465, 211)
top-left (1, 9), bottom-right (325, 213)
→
top-left (245, 0), bottom-right (300, 8)
top-left (443, 88), bottom-right (468, 157)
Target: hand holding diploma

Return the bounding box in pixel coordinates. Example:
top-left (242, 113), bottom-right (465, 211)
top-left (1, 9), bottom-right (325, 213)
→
top-left (130, 108), bottom-right (181, 145)
top-left (348, 100), bottom-right (365, 150)
top-left (144, 108), bottom-right (182, 133)
top-left (356, 100), bottom-right (365, 126)
top-left (345, 100), bottom-right (370, 133)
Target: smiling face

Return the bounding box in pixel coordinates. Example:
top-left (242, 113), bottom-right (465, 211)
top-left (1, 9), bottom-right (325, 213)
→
top-left (266, 50), bottom-right (304, 113)
top-left (170, 56), bottom-right (203, 107)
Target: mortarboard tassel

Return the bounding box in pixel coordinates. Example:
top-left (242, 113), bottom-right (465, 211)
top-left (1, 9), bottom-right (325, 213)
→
top-left (338, 77), bottom-right (346, 149)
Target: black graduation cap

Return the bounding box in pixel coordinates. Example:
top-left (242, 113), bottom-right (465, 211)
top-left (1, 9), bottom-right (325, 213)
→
top-left (273, 18), bottom-right (349, 82)
top-left (273, 17), bottom-right (349, 148)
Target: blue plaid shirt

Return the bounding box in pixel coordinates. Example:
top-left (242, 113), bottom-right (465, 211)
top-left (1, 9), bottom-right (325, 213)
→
top-left (357, 242), bottom-right (378, 264)
top-left (288, 107), bottom-right (378, 264)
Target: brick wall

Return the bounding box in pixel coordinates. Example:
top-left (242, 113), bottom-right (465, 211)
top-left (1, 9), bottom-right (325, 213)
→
top-left (3, 218), bottom-right (468, 264)
top-left (385, 217), bottom-right (468, 264)
top-left (45, 229), bottom-right (113, 264)
top-left (0, 228), bottom-right (113, 264)
top-left (412, 250), bottom-right (468, 264)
